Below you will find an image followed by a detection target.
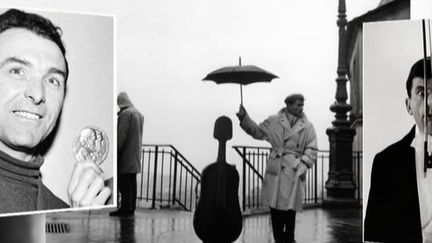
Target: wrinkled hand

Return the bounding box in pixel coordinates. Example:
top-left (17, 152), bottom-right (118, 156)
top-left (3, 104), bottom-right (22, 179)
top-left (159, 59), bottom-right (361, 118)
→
top-left (236, 104), bottom-right (247, 120)
top-left (68, 149), bottom-right (111, 207)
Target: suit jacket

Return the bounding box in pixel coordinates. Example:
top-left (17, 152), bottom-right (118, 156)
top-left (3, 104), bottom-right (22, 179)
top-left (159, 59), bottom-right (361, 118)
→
top-left (364, 126), bottom-right (422, 242)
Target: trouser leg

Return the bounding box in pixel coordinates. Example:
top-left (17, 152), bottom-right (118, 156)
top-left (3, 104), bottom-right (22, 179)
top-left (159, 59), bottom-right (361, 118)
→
top-left (270, 208), bottom-right (285, 243)
top-left (118, 174), bottom-right (127, 211)
top-left (119, 174), bottom-right (135, 213)
top-left (131, 174), bottom-right (137, 212)
top-left (283, 210), bottom-right (296, 243)
top-left (115, 174), bottom-right (120, 208)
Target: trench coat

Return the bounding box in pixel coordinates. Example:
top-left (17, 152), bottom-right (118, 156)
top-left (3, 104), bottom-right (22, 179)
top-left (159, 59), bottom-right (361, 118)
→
top-left (240, 108), bottom-right (317, 211)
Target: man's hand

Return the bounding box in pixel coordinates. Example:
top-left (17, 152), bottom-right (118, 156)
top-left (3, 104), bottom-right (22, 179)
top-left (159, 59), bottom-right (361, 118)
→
top-left (67, 160), bottom-right (111, 207)
top-left (236, 104), bottom-right (247, 120)
top-left (295, 162), bottom-right (308, 180)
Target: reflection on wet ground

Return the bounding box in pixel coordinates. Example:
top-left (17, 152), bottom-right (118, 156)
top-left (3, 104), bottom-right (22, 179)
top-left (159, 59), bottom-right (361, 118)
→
top-left (46, 207), bottom-right (361, 243)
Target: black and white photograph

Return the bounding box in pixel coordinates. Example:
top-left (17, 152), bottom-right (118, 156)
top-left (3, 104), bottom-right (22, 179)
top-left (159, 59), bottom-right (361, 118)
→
top-left (0, 0), bottom-right (423, 243)
top-left (363, 19), bottom-right (432, 242)
top-left (0, 7), bottom-right (115, 218)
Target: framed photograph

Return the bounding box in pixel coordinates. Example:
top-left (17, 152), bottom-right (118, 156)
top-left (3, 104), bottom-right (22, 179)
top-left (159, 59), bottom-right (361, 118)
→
top-left (363, 19), bottom-right (428, 241)
top-left (0, 7), bottom-right (116, 217)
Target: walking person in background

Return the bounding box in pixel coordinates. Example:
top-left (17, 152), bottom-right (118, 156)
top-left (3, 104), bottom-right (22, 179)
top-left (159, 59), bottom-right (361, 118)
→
top-left (237, 93), bottom-right (317, 243)
top-left (110, 92), bottom-right (144, 217)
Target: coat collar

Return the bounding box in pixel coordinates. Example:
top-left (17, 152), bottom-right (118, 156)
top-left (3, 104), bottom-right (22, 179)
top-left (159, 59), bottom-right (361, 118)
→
top-left (277, 108), bottom-right (308, 139)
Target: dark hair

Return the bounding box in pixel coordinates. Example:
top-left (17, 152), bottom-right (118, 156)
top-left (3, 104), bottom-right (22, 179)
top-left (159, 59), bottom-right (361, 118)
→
top-left (406, 57), bottom-right (431, 98)
top-left (284, 93), bottom-right (304, 105)
top-left (0, 9), bottom-right (69, 81)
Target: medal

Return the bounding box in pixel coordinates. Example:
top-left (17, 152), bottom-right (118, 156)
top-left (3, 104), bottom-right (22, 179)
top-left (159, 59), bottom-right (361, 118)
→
top-left (73, 126), bottom-right (109, 165)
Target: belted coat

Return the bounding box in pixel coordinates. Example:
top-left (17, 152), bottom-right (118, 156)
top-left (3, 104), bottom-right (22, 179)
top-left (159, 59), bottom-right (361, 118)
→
top-left (240, 108), bottom-right (317, 211)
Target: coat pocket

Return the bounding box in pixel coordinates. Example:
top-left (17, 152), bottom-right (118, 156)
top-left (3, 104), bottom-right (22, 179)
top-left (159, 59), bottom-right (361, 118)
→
top-left (265, 159), bottom-right (280, 175)
top-left (281, 165), bottom-right (296, 182)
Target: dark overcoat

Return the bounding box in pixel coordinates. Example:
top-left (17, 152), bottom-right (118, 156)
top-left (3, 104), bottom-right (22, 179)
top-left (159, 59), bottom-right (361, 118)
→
top-left (117, 93), bottom-right (144, 174)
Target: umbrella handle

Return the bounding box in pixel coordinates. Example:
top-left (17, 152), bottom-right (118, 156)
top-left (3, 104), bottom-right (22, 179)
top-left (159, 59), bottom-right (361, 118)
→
top-left (240, 84), bottom-right (243, 106)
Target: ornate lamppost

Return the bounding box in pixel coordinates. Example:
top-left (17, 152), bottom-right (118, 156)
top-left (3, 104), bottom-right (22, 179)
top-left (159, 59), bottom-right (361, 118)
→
top-left (324, 0), bottom-right (357, 205)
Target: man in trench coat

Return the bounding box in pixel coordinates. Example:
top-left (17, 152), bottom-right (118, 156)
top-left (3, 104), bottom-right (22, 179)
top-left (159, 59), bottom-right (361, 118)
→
top-left (237, 93), bottom-right (317, 243)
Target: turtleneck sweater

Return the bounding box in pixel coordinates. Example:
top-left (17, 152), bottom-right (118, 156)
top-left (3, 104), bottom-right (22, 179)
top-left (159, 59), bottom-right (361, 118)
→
top-left (0, 150), bottom-right (69, 214)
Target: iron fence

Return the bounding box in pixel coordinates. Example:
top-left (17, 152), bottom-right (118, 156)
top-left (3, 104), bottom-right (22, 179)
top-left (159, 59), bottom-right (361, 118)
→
top-left (138, 144), bottom-right (201, 211)
top-left (137, 144), bottom-right (362, 213)
top-left (233, 146), bottom-right (362, 212)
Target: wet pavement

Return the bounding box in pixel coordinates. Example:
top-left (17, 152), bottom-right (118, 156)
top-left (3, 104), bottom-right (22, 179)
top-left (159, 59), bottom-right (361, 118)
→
top-left (46, 207), bottom-right (361, 243)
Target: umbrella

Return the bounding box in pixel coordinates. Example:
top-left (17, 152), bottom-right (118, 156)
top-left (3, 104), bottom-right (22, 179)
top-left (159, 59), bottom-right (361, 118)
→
top-left (202, 57), bottom-right (279, 105)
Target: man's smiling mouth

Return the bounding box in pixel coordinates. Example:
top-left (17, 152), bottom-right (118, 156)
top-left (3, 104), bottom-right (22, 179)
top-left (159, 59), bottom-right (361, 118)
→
top-left (13, 110), bottom-right (42, 120)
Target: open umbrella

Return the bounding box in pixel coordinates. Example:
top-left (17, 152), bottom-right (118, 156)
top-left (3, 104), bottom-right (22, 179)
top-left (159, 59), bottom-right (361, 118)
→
top-left (202, 57), bottom-right (279, 105)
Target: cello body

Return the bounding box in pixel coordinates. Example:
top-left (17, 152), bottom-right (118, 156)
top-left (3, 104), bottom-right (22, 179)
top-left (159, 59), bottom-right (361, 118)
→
top-left (193, 116), bottom-right (243, 243)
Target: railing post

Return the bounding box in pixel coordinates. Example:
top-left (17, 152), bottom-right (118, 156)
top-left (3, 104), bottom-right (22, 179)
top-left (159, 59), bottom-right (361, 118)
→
top-left (321, 153), bottom-right (325, 202)
top-left (139, 147), bottom-right (145, 200)
top-left (172, 150), bottom-right (178, 205)
top-left (357, 152), bottom-right (361, 201)
top-left (185, 173), bottom-right (189, 210)
top-left (252, 150), bottom-right (256, 207)
top-left (151, 146), bottom-right (159, 209)
top-left (242, 147), bottom-right (246, 212)
top-left (314, 161), bottom-right (318, 204)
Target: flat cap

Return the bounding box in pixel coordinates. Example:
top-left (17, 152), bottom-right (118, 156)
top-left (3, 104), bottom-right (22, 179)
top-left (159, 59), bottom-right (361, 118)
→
top-left (284, 93), bottom-right (304, 105)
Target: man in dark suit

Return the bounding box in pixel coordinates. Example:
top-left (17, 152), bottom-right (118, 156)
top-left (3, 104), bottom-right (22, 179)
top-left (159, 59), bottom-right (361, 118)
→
top-left (364, 57), bottom-right (432, 242)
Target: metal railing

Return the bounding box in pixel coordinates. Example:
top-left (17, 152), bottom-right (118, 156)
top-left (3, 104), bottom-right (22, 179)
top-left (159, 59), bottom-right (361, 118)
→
top-left (233, 146), bottom-right (362, 212)
top-left (353, 151), bottom-right (363, 201)
top-left (138, 144), bottom-right (201, 211)
top-left (138, 144), bottom-right (362, 213)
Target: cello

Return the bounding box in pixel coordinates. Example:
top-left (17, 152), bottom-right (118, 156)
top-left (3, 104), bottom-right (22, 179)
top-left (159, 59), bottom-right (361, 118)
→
top-left (193, 116), bottom-right (243, 243)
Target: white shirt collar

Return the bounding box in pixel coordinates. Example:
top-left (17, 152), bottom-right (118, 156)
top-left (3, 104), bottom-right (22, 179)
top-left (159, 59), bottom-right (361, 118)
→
top-left (412, 126), bottom-right (432, 153)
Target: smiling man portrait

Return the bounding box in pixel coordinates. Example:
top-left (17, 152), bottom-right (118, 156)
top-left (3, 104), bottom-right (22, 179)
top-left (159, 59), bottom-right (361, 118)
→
top-left (0, 8), bottom-right (112, 214)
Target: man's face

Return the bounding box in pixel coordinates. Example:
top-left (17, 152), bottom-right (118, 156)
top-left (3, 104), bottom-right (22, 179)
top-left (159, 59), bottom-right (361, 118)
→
top-left (406, 77), bottom-right (432, 135)
top-left (286, 99), bottom-right (304, 117)
top-left (0, 28), bottom-right (66, 160)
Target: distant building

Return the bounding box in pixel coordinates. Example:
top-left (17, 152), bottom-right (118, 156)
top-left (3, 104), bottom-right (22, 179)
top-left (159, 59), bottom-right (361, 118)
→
top-left (346, 0), bottom-right (410, 152)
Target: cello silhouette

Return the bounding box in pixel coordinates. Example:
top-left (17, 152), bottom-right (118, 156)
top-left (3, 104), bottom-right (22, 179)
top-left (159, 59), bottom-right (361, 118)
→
top-left (193, 116), bottom-right (243, 243)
